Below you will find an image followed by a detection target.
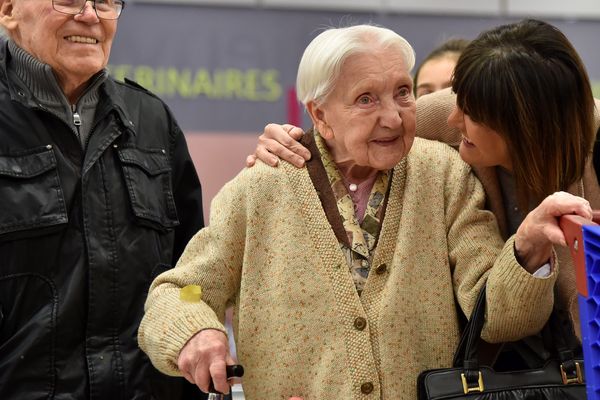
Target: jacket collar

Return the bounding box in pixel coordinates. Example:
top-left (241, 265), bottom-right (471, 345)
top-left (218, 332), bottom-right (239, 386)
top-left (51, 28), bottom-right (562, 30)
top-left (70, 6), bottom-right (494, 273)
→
top-left (0, 40), bottom-right (135, 136)
top-left (0, 40), bottom-right (30, 104)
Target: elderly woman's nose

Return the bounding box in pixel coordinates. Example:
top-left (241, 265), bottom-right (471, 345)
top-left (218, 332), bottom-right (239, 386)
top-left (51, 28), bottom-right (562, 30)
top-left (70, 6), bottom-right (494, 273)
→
top-left (379, 99), bottom-right (403, 128)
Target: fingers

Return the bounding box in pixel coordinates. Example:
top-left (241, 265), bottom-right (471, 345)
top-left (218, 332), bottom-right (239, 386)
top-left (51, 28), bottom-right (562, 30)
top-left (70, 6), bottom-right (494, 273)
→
top-left (245, 154), bottom-right (257, 168)
top-left (279, 124), bottom-right (311, 161)
top-left (542, 191), bottom-right (592, 219)
top-left (267, 142), bottom-right (306, 168)
top-left (543, 224), bottom-right (567, 247)
top-left (177, 345), bottom-right (201, 385)
top-left (286, 139), bottom-right (312, 164)
top-left (208, 358), bottom-right (229, 394)
top-left (281, 124), bottom-right (304, 140)
top-left (252, 124), bottom-right (310, 168)
top-left (176, 329), bottom-right (231, 394)
top-left (255, 144), bottom-right (280, 167)
top-left (192, 358), bottom-right (213, 393)
top-left (257, 136), bottom-right (307, 168)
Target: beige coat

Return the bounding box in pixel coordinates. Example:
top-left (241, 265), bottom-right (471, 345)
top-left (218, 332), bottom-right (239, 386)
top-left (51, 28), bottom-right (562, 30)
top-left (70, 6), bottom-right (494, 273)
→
top-left (139, 138), bottom-right (556, 400)
top-left (416, 88), bottom-right (600, 335)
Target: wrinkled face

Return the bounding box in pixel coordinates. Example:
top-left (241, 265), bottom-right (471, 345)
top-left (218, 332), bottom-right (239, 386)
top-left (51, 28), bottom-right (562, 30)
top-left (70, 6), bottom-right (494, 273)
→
top-left (415, 56), bottom-right (456, 98)
top-left (447, 104), bottom-right (512, 170)
top-left (309, 46), bottom-right (416, 171)
top-left (2, 0), bottom-right (117, 86)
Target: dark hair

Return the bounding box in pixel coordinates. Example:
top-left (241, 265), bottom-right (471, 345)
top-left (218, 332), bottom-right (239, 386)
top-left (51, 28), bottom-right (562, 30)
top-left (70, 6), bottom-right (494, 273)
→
top-left (413, 38), bottom-right (470, 96)
top-left (452, 19), bottom-right (595, 210)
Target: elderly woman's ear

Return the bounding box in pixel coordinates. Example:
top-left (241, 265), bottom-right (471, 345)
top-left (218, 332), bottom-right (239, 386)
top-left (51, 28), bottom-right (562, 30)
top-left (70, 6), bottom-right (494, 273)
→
top-left (306, 100), bottom-right (333, 139)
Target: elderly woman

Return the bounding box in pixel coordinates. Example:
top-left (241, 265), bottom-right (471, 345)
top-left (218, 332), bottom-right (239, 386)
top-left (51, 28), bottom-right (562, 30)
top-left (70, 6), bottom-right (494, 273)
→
top-left (138, 25), bottom-right (590, 399)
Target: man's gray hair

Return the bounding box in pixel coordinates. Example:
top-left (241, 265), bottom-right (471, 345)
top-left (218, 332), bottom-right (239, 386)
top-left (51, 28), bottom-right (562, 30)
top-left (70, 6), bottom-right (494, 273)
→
top-left (296, 24), bottom-right (415, 106)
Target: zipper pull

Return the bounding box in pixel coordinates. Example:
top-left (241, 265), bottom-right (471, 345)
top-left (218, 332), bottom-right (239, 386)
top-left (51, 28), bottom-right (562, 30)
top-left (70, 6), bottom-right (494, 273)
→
top-left (72, 104), bottom-right (82, 126)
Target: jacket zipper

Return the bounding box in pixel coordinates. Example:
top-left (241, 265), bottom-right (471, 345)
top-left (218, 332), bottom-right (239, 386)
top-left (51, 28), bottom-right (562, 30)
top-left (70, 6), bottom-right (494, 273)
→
top-left (72, 104), bottom-right (82, 126)
top-left (71, 104), bottom-right (83, 144)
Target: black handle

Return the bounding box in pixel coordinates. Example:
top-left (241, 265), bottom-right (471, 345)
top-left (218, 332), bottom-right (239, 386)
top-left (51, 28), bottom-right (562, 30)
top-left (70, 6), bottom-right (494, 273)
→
top-left (226, 364), bottom-right (245, 379)
top-left (208, 364), bottom-right (245, 394)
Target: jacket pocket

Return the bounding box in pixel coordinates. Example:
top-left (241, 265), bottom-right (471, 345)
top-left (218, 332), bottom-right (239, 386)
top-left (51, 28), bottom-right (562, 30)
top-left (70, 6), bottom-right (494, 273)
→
top-left (0, 273), bottom-right (57, 397)
top-left (0, 146), bottom-right (68, 240)
top-left (117, 147), bottom-right (180, 230)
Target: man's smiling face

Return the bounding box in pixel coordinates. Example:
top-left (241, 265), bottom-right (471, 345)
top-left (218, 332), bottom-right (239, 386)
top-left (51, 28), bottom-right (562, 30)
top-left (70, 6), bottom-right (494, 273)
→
top-left (2, 0), bottom-right (117, 89)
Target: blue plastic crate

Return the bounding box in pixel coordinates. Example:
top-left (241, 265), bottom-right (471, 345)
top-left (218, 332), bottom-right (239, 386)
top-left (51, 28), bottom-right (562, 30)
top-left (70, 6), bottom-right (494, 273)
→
top-left (560, 213), bottom-right (600, 399)
top-left (580, 224), bottom-right (600, 399)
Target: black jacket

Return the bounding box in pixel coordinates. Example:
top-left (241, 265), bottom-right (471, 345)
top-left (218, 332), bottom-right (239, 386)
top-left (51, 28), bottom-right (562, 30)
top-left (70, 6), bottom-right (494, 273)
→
top-left (0, 43), bottom-right (205, 399)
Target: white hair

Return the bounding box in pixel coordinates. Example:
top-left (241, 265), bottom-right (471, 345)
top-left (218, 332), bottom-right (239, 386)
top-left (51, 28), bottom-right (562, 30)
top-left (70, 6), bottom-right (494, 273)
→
top-left (296, 24), bottom-right (415, 106)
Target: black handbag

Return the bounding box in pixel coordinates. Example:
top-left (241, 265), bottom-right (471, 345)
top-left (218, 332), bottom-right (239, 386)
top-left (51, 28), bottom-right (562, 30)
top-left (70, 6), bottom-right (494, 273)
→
top-left (417, 284), bottom-right (586, 399)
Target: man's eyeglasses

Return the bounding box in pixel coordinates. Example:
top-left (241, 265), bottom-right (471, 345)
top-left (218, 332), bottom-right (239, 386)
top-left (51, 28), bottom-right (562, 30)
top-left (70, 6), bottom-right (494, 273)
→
top-left (52, 0), bottom-right (125, 20)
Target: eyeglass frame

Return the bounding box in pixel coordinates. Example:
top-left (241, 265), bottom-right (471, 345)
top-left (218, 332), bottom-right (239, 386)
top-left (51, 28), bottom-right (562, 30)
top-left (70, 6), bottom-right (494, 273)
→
top-left (52, 0), bottom-right (125, 20)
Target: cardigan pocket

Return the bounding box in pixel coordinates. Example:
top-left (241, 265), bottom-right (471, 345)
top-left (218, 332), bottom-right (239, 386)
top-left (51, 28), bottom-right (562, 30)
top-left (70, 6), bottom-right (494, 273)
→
top-left (0, 146), bottom-right (68, 241)
top-left (117, 147), bottom-right (180, 231)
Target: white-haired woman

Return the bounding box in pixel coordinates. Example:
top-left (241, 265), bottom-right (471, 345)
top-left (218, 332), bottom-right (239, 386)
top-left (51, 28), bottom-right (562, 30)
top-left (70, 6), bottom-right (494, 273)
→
top-left (138, 25), bottom-right (591, 400)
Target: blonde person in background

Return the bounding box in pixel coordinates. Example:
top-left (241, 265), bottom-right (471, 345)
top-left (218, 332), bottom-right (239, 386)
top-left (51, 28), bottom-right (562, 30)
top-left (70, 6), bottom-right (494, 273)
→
top-left (138, 24), bottom-right (591, 400)
top-left (413, 37), bottom-right (470, 98)
top-left (249, 19), bottom-right (600, 371)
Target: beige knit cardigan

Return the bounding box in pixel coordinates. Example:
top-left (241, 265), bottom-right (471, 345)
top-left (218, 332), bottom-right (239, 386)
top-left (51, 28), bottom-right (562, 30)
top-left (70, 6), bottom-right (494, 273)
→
top-left (139, 138), bottom-right (556, 400)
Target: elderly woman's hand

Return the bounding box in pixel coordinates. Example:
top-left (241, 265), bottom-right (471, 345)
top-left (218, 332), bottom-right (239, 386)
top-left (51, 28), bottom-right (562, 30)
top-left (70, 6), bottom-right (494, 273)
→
top-left (177, 328), bottom-right (236, 394)
top-left (515, 191), bottom-right (593, 273)
top-left (245, 123), bottom-right (310, 168)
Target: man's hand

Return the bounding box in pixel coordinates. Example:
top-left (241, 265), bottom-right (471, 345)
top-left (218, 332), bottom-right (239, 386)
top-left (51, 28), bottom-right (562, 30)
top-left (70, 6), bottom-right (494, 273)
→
top-left (177, 329), bottom-right (236, 394)
top-left (246, 123), bottom-right (310, 168)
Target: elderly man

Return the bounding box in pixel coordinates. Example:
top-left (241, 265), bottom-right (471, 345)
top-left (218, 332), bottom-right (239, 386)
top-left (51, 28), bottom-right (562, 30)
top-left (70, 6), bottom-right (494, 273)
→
top-left (0, 0), bottom-right (204, 398)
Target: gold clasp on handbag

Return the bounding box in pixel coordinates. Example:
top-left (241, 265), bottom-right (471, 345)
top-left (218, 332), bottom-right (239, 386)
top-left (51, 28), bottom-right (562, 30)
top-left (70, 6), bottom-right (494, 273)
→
top-left (461, 371), bottom-right (484, 394)
top-left (560, 362), bottom-right (583, 384)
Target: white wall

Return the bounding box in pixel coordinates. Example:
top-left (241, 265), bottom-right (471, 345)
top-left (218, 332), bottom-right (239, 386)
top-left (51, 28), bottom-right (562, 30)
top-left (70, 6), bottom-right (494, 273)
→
top-left (136, 0), bottom-right (600, 19)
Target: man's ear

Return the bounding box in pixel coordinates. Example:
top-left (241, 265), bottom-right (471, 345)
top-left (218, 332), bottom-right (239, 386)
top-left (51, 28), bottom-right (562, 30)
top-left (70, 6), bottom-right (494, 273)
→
top-left (0, 0), bottom-right (17, 32)
top-left (306, 100), bottom-right (334, 140)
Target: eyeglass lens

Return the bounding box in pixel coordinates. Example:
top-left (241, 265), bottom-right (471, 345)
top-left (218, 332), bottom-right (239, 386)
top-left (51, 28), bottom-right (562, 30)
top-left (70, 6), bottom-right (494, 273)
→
top-left (53, 0), bottom-right (123, 19)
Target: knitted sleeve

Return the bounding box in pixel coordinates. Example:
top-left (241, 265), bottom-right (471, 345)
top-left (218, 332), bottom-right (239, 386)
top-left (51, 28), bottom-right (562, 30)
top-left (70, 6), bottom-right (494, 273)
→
top-left (443, 150), bottom-right (557, 343)
top-left (138, 164), bottom-right (262, 376)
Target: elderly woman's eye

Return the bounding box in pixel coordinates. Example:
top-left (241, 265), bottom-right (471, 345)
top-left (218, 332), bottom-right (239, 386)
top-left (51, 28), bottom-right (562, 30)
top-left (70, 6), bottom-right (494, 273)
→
top-left (397, 87), bottom-right (411, 97)
top-left (357, 95), bottom-right (372, 105)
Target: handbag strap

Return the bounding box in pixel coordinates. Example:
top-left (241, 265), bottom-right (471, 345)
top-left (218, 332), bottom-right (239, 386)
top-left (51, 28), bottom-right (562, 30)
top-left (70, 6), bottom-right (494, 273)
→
top-left (453, 283), bottom-right (581, 376)
top-left (452, 284), bottom-right (487, 368)
top-left (543, 307), bottom-right (583, 380)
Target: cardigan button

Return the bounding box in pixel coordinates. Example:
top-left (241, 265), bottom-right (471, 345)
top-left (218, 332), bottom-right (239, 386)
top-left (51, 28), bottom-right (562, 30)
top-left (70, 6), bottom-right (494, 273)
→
top-left (361, 382), bottom-right (374, 394)
top-left (375, 263), bottom-right (387, 275)
top-left (354, 317), bottom-right (367, 331)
